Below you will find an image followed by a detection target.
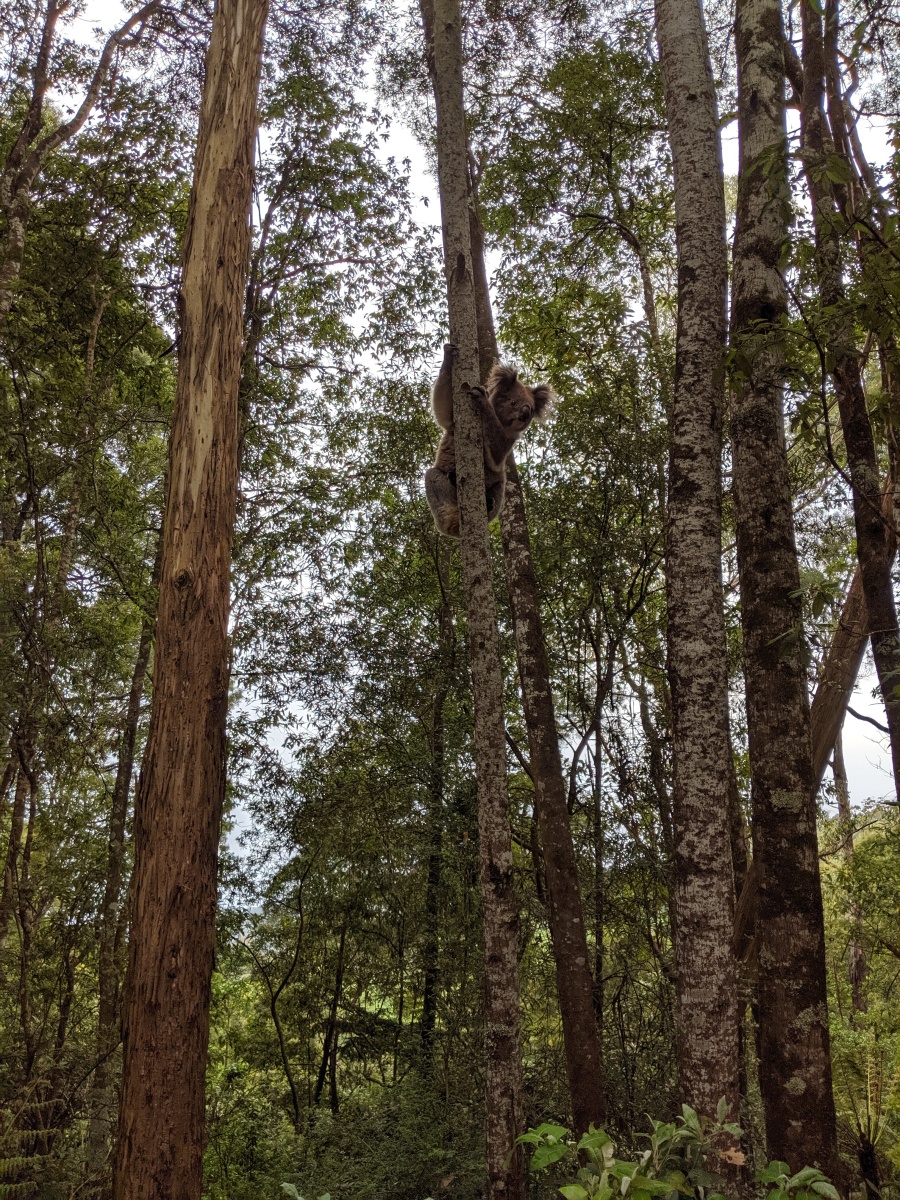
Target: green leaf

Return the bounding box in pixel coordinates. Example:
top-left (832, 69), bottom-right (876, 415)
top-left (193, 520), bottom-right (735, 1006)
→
top-left (716, 1096), bottom-right (729, 1123)
top-left (531, 1142), bottom-right (569, 1171)
top-left (281, 1187), bottom-right (302, 1200)
top-left (807, 0), bottom-right (825, 14)
top-left (824, 153), bottom-right (853, 184)
top-left (559, 1187), bottom-right (590, 1200)
top-left (811, 1183), bottom-right (840, 1200)
top-left (578, 1128), bottom-right (613, 1150)
top-left (632, 1177), bottom-right (672, 1195)
top-left (757, 1162), bottom-right (791, 1184)
top-left (535, 1123), bottom-right (570, 1140)
top-left (790, 1168), bottom-right (827, 1187)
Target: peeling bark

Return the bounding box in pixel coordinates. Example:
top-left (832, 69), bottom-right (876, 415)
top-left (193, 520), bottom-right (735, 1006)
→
top-left (112, 3), bottom-right (269, 1197)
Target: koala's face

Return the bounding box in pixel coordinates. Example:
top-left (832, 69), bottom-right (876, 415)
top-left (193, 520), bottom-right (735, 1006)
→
top-left (487, 365), bottom-right (554, 434)
top-left (495, 381), bottom-right (540, 431)
top-left (492, 380), bottom-right (553, 434)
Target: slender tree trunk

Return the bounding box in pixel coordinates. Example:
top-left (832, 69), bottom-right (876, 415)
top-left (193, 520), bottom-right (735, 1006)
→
top-left (592, 726), bottom-right (604, 1036)
top-left (86, 549), bottom-right (160, 1189)
top-left (730, 0), bottom-right (838, 1172)
top-left (810, 571), bottom-right (868, 780)
top-left (500, 458), bottom-right (607, 1132)
top-left (112, 4), bottom-right (268, 1197)
top-left (654, 0), bottom-right (741, 1127)
top-left (800, 0), bottom-right (900, 802)
top-left (468, 144), bottom-right (606, 1135)
top-left (420, 815), bottom-right (442, 1069)
top-left (422, 574), bottom-right (451, 1072)
top-left (0, 730), bottom-right (34, 949)
top-left (421, 2), bottom-right (524, 1192)
top-left (314, 926), bottom-right (346, 1109)
top-left (734, 475), bottom-right (895, 956)
top-left (833, 728), bottom-right (867, 1015)
top-left (17, 770), bottom-right (37, 1080)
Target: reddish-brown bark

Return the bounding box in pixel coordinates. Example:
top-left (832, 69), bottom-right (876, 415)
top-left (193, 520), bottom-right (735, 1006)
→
top-left (112, 3), bottom-right (268, 1197)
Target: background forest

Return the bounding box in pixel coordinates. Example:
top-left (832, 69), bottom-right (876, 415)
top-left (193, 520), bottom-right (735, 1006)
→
top-left (0, 0), bottom-right (899, 1197)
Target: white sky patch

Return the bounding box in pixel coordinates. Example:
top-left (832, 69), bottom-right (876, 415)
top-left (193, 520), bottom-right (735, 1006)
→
top-left (841, 652), bottom-right (895, 805)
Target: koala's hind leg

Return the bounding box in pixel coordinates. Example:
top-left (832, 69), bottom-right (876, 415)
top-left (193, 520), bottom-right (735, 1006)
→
top-left (425, 466), bottom-right (461, 538)
top-left (485, 477), bottom-right (506, 524)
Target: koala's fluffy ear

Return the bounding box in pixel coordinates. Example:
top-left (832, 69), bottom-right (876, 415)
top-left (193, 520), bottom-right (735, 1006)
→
top-left (487, 364), bottom-right (518, 391)
top-left (531, 384), bottom-right (555, 421)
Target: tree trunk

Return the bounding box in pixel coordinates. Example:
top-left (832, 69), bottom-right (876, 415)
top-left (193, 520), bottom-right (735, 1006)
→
top-left (422, 569), bottom-right (452, 1072)
top-left (833, 729), bottom-right (867, 1015)
top-left (654, 0), bottom-right (741, 1128)
top-left (500, 458), bottom-right (607, 1132)
top-left (734, 477), bottom-right (896, 958)
top-left (86, 551), bottom-right (160, 1189)
top-left (314, 926), bottom-right (346, 1109)
top-left (592, 725), bottom-right (604, 1035)
top-left (468, 143), bottom-right (606, 1135)
top-left (730, 0), bottom-right (838, 1172)
top-left (0, 730), bottom-right (34, 949)
top-left (800, 0), bottom-right (900, 803)
top-left (422, 1), bottom-right (524, 1193)
top-left (112, 3), bottom-right (268, 1197)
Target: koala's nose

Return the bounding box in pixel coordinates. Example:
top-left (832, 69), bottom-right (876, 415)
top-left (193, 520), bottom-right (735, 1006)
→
top-left (519, 407), bottom-right (531, 421)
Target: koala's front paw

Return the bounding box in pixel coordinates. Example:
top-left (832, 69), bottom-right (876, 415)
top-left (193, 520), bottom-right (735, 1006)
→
top-left (443, 342), bottom-right (459, 362)
top-left (466, 383), bottom-right (488, 403)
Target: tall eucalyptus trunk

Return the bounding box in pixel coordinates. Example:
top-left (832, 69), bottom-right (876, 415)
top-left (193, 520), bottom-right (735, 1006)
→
top-left (730, 0), bottom-right (838, 1172)
top-left (654, 0), bottom-right (741, 1127)
top-left (112, 3), bottom-right (268, 1197)
top-left (468, 168), bottom-right (606, 1132)
top-left (421, 1), bottom-right (524, 1193)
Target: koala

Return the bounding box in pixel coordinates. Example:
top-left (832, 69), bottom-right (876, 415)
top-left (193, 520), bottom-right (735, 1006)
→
top-left (424, 342), bottom-right (553, 538)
